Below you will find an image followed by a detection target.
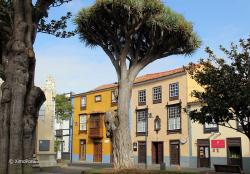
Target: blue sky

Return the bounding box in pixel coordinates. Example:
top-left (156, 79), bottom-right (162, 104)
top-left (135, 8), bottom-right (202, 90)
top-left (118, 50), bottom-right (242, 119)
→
top-left (34, 0), bottom-right (250, 94)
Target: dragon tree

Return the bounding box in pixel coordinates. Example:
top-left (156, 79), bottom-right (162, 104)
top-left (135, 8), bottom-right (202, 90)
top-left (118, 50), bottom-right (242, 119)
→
top-left (75, 0), bottom-right (200, 168)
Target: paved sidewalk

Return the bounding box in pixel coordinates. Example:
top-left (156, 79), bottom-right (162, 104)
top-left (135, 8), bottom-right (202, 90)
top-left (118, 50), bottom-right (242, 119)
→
top-left (34, 162), bottom-right (250, 174)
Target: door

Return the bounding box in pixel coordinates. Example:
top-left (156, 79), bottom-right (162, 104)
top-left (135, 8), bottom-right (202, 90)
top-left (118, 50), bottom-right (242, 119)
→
top-left (93, 142), bottom-right (102, 162)
top-left (79, 140), bottom-right (86, 161)
top-left (227, 138), bottom-right (242, 168)
top-left (152, 142), bottom-right (163, 164)
top-left (138, 141), bottom-right (146, 163)
top-left (170, 140), bottom-right (180, 165)
top-left (197, 139), bottom-right (210, 168)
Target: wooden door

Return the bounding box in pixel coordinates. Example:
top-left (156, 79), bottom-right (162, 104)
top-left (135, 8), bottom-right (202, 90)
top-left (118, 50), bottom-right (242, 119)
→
top-left (94, 142), bottom-right (102, 162)
top-left (227, 138), bottom-right (242, 168)
top-left (158, 142), bottom-right (163, 164)
top-left (138, 141), bottom-right (146, 163)
top-left (197, 139), bottom-right (210, 168)
top-left (152, 142), bottom-right (163, 164)
top-left (79, 140), bottom-right (86, 161)
top-left (170, 140), bottom-right (180, 165)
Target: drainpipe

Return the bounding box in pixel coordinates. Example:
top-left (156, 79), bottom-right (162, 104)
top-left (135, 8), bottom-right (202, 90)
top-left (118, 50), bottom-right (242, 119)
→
top-left (70, 93), bottom-right (74, 164)
top-left (187, 105), bottom-right (193, 167)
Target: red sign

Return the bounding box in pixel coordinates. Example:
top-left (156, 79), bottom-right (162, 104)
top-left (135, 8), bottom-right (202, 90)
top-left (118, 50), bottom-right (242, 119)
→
top-left (211, 140), bottom-right (225, 148)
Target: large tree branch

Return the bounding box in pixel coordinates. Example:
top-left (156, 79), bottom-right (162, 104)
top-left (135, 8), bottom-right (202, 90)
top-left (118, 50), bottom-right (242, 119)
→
top-left (218, 122), bottom-right (246, 135)
top-left (102, 45), bottom-right (121, 78)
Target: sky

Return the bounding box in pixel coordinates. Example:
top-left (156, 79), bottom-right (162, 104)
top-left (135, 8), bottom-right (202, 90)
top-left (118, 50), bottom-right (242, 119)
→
top-left (34, 0), bottom-right (250, 94)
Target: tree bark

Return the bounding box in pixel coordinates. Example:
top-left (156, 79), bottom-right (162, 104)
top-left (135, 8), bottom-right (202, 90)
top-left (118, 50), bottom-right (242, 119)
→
top-left (0, 14), bottom-right (45, 174)
top-left (112, 72), bottom-right (134, 169)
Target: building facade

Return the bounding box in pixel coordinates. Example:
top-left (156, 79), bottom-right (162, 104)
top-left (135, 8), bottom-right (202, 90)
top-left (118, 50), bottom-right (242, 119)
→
top-left (130, 67), bottom-right (250, 172)
top-left (71, 67), bottom-right (250, 171)
top-left (54, 92), bottom-right (74, 160)
top-left (36, 76), bottom-right (57, 166)
top-left (72, 84), bottom-right (117, 163)
top-left (188, 102), bottom-right (250, 171)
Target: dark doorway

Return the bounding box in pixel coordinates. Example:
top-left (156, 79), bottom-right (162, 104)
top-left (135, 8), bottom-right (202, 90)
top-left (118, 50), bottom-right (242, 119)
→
top-left (79, 140), bottom-right (86, 161)
top-left (227, 138), bottom-right (242, 168)
top-left (170, 140), bottom-right (180, 165)
top-left (197, 139), bottom-right (210, 168)
top-left (93, 142), bottom-right (102, 162)
top-left (138, 141), bottom-right (147, 163)
top-left (152, 142), bottom-right (163, 164)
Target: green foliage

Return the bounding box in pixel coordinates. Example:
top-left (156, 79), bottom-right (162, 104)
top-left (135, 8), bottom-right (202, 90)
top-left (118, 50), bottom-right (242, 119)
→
top-left (186, 37), bottom-right (250, 139)
top-left (37, 12), bottom-right (76, 38)
top-left (54, 139), bottom-right (60, 152)
top-left (75, 0), bottom-right (200, 70)
top-left (55, 94), bottom-right (73, 121)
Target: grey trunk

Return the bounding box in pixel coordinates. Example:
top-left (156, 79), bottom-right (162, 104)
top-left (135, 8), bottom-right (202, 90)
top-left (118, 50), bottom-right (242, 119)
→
top-left (0, 40), bottom-right (45, 174)
top-left (112, 76), bottom-right (134, 169)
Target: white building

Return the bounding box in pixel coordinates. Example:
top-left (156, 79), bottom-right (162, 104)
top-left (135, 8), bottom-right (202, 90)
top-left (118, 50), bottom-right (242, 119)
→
top-left (54, 92), bottom-right (73, 160)
top-left (36, 76), bottom-right (57, 166)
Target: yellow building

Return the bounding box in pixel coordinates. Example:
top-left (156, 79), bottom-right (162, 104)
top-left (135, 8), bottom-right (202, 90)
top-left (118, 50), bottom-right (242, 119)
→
top-left (130, 67), bottom-right (250, 172)
top-left (72, 84), bottom-right (117, 162)
top-left (71, 67), bottom-right (250, 171)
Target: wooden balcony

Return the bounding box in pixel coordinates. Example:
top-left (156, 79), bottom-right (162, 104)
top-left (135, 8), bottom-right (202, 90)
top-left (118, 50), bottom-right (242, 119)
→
top-left (89, 114), bottom-right (103, 138)
top-left (89, 127), bottom-right (103, 138)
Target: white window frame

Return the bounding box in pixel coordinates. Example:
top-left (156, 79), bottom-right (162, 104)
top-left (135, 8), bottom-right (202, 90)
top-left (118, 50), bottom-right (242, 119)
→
top-left (95, 95), bottom-right (101, 102)
top-left (137, 110), bottom-right (147, 133)
top-left (81, 96), bottom-right (86, 107)
top-left (79, 114), bottom-right (87, 131)
top-left (153, 86), bottom-right (162, 101)
top-left (168, 105), bottom-right (181, 130)
top-left (169, 82), bottom-right (179, 98)
top-left (204, 122), bottom-right (218, 129)
top-left (138, 90), bottom-right (146, 104)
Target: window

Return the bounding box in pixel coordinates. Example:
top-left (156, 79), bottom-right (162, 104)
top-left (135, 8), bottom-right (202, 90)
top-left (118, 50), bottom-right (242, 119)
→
top-left (167, 104), bottom-right (181, 133)
top-left (90, 115), bottom-right (100, 128)
top-left (95, 95), bottom-right (102, 102)
top-left (111, 91), bottom-right (117, 105)
top-left (153, 86), bottom-right (162, 104)
top-left (169, 83), bottom-right (179, 100)
top-left (204, 122), bottom-right (218, 133)
top-left (39, 140), bottom-right (50, 151)
top-left (136, 110), bottom-right (147, 136)
top-left (81, 96), bottom-right (86, 109)
top-left (79, 114), bottom-right (87, 131)
top-left (138, 90), bottom-right (146, 106)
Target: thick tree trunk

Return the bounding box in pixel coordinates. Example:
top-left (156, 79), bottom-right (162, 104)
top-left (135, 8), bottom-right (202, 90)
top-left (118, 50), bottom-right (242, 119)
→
top-left (112, 74), bottom-right (134, 169)
top-left (0, 42), bottom-right (45, 174)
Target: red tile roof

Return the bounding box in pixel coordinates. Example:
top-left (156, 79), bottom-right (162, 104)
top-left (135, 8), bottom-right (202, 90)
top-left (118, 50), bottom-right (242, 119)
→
top-left (93, 67), bottom-right (185, 91)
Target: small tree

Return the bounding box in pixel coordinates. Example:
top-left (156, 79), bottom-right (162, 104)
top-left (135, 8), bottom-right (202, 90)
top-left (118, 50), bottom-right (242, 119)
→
top-left (186, 38), bottom-right (250, 139)
top-left (75, 0), bottom-right (200, 168)
top-left (0, 1), bottom-right (74, 173)
top-left (55, 94), bottom-right (73, 122)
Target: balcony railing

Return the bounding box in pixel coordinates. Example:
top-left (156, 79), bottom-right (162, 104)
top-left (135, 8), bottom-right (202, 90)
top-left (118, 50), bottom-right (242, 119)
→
top-left (55, 129), bottom-right (63, 138)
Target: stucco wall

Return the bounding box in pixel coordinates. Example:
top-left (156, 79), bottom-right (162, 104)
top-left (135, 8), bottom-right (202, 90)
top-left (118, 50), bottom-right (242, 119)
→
top-left (131, 72), bottom-right (190, 162)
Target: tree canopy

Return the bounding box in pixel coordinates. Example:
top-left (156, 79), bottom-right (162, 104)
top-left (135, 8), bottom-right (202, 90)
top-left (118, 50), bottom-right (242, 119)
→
top-left (55, 94), bottom-right (73, 121)
top-left (75, 0), bottom-right (200, 168)
top-left (75, 0), bottom-right (200, 79)
top-left (186, 38), bottom-right (250, 139)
